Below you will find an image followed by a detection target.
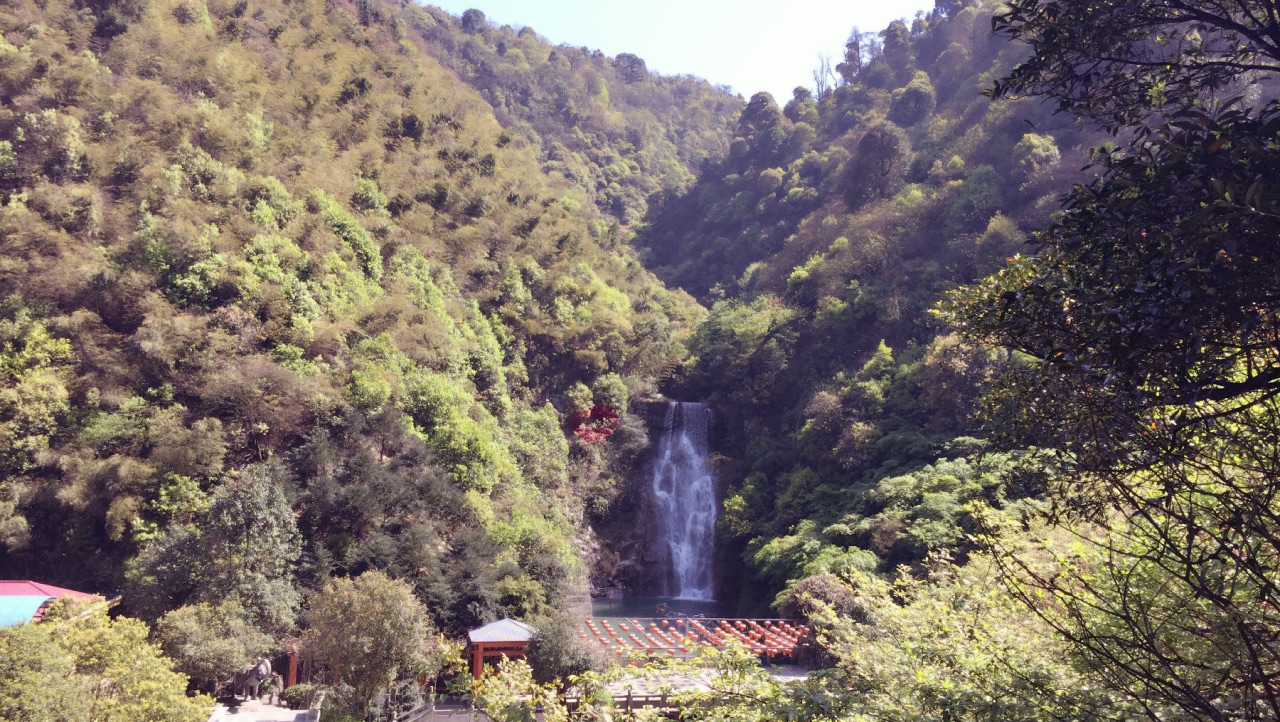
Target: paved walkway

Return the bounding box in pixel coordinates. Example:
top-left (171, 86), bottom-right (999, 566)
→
top-left (213, 699), bottom-right (315, 722)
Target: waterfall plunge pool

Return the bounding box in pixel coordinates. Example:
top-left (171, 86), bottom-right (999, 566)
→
top-left (590, 595), bottom-right (726, 619)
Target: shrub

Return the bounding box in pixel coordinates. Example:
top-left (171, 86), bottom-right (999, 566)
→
top-left (307, 190), bottom-right (383, 281)
top-left (350, 178), bottom-right (388, 215)
top-left (1011, 132), bottom-right (1061, 183)
top-left (525, 613), bottom-right (608, 684)
top-left (282, 683), bottom-right (317, 710)
top-left (153, 601), bottom-right (271, 693)
top-left (888, 72), bottom-right (936, 127)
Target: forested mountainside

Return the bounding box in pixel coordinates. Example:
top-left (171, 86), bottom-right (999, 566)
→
top-left (0, 0), bottom-right (706, 636)
top-left (409, 6), bottom-right (742, 227)
top-left (633, 3), bottom-right (1105, 610)
top-left (7, 0), bottom-right (1280, 718)
top-left (604, 0), bottom-right (1280, 716)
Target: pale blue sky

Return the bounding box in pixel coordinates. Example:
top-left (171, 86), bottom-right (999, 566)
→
top-left (422, 1), bottom-right (935, 100)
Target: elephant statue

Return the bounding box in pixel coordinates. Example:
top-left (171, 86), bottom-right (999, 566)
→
top-left (234, 657), bottom-right (272, 700)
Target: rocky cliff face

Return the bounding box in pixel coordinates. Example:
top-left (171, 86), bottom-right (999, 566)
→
top-left (586, 401), bottom-right (662, 596)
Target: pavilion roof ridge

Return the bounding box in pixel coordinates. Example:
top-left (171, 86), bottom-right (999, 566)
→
top-left (467, 617), bottom-right (537, 643)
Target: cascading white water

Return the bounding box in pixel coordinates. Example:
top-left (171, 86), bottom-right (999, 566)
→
top-left (650, 402), bottom-right (717, 600)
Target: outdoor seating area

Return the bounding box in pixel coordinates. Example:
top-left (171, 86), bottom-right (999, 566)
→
top-left (580, 618), bottom-right (808, 661)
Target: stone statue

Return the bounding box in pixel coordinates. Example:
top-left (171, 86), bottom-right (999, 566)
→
top-left (235, 657), bottom-right (272, 700)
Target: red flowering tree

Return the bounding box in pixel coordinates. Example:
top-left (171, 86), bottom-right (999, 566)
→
top-left (566, 406), bottom-right (620, 444)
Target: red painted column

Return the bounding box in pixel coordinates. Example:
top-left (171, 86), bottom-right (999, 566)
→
top-left (287, 651), bottom-right (298, 687)
top-left (472, 644), bottom-right (485, 679)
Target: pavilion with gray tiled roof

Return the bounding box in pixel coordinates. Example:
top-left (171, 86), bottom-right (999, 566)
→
top-left (466, 618), bottom-right (537, 679)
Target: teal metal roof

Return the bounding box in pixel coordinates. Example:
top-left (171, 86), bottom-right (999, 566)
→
top-left (0, 596), bottom-right (51, 627)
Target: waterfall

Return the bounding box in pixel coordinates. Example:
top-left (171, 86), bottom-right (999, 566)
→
top-left (650, 402), bottom-right (717, 600)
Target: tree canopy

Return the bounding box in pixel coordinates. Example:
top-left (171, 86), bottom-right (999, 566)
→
top-left (992, 0), bottom-right (1280, 127)
top-left (0, 599), bottom-right (211, 722)
top-left (304, 571), bottom-right (455, 718)
top-left (942, 0), bottom-right (1280, 470)
top-left (939, 0), bottom-right (1280, 718)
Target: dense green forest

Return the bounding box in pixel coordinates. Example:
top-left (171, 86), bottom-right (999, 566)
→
top-left (408, 6), bottom-right (743, 227)
top-left (4, 0), bottom-right (1280, 720)
top-left (0, 0), bottom-right (709, 641)
top-left (640, 2), bottom-right (1105, 612)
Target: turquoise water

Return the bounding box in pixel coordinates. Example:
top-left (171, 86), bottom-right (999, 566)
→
top-left (590, 596), bottom-right (725, 619)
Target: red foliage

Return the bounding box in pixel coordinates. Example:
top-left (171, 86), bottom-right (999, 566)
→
top-left (567, 405), bottom-right (620, 444)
